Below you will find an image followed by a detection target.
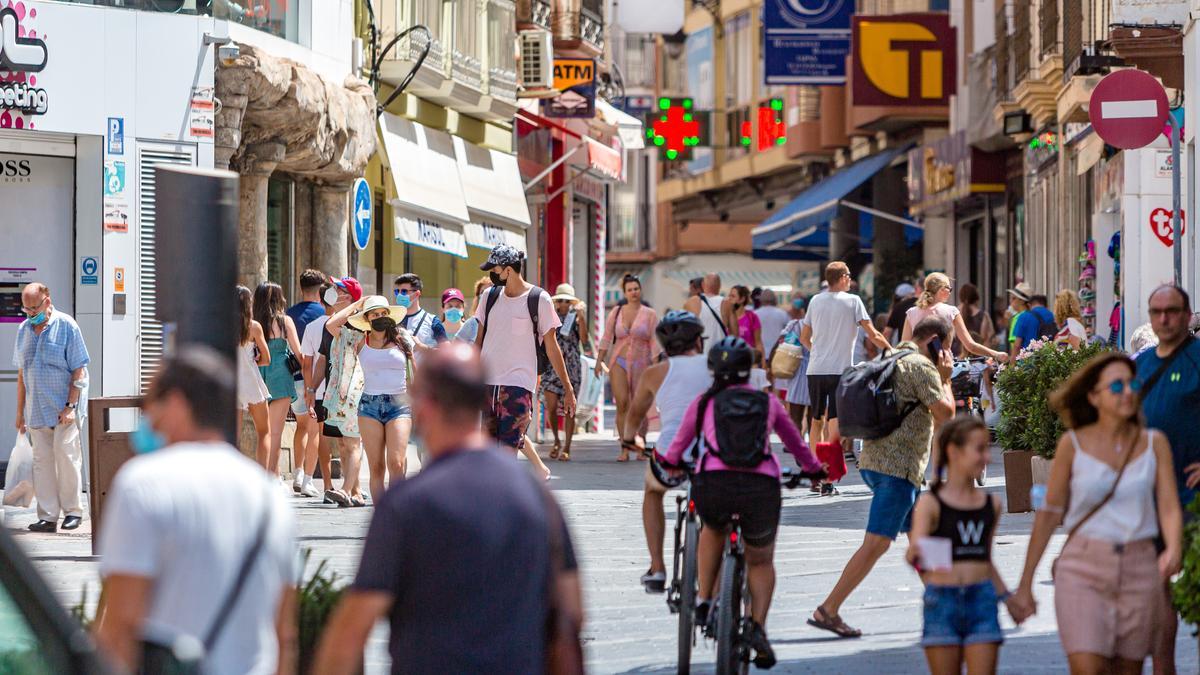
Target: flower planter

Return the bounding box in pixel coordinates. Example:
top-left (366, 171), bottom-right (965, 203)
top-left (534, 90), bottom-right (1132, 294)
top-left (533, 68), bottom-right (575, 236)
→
top-left (1030, 455), bottom-right (1053, 487)
top-left (1003, 449), bottom-right (1035, 513)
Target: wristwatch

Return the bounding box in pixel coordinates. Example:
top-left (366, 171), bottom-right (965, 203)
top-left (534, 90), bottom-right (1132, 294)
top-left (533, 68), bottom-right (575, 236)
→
top-left (66, 402), bottom-right (77, 410)
top-left (305, 387), bottom-right (317, 394)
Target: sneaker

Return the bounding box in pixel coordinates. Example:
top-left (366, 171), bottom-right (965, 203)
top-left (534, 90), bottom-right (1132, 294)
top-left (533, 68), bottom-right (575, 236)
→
top-left (301, 479), bottom-right (321, 498)
top-left (694, 600), bottom-right (713, 636)
top-left (821, 483), bottom-right (839, 496)
top-left (746, 619), bottom-right (777, 669)
top-left (641, 569), bottom-right (667, 594)
top-left (292, 472), bottom-right (304, 493)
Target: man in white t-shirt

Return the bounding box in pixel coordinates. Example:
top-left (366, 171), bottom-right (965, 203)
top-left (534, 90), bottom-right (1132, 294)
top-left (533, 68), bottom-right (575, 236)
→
top-left (801, 262), bottom-right (889, 445)
top-left (475, 244), bottom-right (576, 452)
top-left (300, 290), bottom-right (332, 498)
top-left (683, 273), bottom-right (727, 353)
top-left (755, 289), bottom-right (790, 352)
top-left (95, 347), bottom-right (296, 675)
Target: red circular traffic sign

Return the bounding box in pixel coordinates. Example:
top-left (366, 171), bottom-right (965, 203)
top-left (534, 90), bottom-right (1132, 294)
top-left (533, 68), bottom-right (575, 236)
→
top-left (1089, 69), bottom-right (1169, 149)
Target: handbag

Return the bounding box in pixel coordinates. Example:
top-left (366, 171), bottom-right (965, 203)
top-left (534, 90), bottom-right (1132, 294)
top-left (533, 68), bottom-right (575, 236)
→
top-left (539, 483), bottom-right (584, 675)
top-left (284, 349), bottom-right (304, 378)
top-left (139, 490), bottom-right (273, 674)
top-left (770, 342), bottom-right (803, 380)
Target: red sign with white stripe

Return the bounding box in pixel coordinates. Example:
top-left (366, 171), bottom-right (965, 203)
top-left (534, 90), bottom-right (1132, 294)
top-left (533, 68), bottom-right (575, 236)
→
top-left (1089, 69), bottom-right (1169, 149)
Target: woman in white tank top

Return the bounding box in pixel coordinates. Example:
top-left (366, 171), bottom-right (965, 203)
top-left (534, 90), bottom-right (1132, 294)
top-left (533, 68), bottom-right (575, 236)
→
top-left (902, 273), bottom-right (1007, 362)
top-left (1013, 353), bottom-right (1182, 673)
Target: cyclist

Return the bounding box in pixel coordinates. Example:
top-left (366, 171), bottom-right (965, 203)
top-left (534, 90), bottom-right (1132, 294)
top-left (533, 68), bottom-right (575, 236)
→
top-left (657, 336), bottom-right (825, 669)
top-left (623, 310), bottom-right (712, 593)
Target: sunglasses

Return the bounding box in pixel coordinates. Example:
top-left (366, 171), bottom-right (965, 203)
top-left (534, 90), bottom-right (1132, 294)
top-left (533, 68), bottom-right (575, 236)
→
top-left (393, 289), bottom-right (411, 297)
top-left (1102, 379), bottom-right (1142, 395)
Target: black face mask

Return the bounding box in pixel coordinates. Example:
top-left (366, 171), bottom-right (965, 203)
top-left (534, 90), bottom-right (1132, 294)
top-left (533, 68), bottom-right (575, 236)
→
top-left (370, 316), bottom-right (396, 332)
top-left (489, 271), bottom-right (504, 287)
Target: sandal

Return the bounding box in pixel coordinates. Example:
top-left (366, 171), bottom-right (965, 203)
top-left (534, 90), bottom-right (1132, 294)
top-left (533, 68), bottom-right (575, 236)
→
top-left (558, 448), bottom-right (571, 462)
top-left (349, 494), bottom-right (367, 508)
top-left (618, 439), bottom-right (638, 462)
top-left (807, 606), bottom-right (862, 638)
top-left (549, 441), bottom-right (561, 461)
top-left (325, 489), bottom-right (350, 507)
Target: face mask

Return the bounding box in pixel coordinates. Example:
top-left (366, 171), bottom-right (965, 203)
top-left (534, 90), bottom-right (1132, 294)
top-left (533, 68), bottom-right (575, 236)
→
top-left (28, 310), bottom-right (47, 326)
top-left (130, 417), bottom-right (166, 455)
top-left (324, 287), bottom-right (340, 306)
top-left (489, 271), bottom-right (504, 287)
top-left (444, 307), bottom-right (464, 323)
top-left (370, 316), bottom-right (397, 332)
top-left (393, 290), bottom-right (412, 308)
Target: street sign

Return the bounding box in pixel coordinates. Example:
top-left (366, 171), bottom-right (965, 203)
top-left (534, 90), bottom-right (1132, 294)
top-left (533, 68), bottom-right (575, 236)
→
top-left (764, 0), bottom-right (852, 85)
top-left (352, 178), bottom-right (372, 251)
top-left (1088, 69), bottom-right (1168, 149)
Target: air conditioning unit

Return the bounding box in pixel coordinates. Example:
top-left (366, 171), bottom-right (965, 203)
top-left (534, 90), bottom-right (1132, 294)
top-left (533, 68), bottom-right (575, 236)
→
top-left (518, 30), bottom-right (555, 97)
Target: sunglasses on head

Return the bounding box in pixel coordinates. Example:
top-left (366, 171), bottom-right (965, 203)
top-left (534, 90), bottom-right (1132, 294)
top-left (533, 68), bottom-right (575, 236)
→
top-left (1104, 379), bottom-right (1141, 395)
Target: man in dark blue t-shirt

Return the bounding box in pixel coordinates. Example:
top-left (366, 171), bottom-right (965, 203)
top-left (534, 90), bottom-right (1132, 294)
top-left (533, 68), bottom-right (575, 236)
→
top-left (313, 343), bottom-right (581, 675)
top-left (1134, 285), bottom-right (1200, 674)
top-left (1011, 293), bottom-right (1056, 352)
top-left (286, 269), bottom-right (327, 339)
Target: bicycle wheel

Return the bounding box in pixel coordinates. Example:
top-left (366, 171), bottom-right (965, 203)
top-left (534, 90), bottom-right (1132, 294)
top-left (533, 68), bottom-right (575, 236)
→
top-left (715, 551), bottom-right (743, 675)
top-left (677, 516), bottom-right (699, 673)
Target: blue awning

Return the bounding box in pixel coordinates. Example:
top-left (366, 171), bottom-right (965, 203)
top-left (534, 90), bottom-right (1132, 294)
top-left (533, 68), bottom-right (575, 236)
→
top-left (751, 144), bottom-right (918, 260)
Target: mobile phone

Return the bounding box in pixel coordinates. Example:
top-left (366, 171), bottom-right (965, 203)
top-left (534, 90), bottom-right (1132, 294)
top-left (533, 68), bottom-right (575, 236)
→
top-left (928, 336), bottom-right (943, 360)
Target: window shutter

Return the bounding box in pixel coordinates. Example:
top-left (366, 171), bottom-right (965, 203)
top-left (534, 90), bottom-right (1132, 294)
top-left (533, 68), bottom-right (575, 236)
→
top-left (137, 145), bottom-right (196, 393)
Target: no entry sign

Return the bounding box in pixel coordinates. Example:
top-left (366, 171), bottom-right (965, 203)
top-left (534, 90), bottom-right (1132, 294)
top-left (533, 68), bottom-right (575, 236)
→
top-left (1089, 69), bottom-right (1169, 149)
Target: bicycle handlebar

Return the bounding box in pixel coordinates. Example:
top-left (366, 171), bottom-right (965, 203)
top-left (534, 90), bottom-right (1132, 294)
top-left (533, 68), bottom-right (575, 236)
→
top-left (780, 467), bottom-right (829, 489)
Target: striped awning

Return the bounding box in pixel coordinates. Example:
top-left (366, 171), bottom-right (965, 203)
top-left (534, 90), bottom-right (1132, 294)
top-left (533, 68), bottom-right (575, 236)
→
top-left (664, 269), bottom-right (795, 292)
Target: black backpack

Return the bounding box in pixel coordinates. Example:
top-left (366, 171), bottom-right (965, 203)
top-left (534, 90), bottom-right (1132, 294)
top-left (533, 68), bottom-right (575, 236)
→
top-left (836, 349), bottom-right (920, 440)
top-left (482, 285), bottom-right (551, 375)
top-left (1035, 311), bottom-right (1058, 340)
top-left (695, 388), bottom-right (770, 468)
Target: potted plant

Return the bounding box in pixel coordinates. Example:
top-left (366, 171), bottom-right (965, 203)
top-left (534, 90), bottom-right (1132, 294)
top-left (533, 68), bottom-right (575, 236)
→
top-left (1172, 498), bottom-right (1200, 651)
top-left (995, 339), bottom-right (1109, 512)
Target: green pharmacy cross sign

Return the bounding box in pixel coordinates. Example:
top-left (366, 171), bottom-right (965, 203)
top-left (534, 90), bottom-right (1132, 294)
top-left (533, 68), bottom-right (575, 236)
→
top-left (646, 97), bottom-right (712, 161)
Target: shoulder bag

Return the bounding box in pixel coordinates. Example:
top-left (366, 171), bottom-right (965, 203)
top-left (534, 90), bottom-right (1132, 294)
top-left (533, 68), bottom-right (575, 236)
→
top-left (1052, 429), bottom-right (1137, 577)
top-left (139, 491), bottom-right (273, 675)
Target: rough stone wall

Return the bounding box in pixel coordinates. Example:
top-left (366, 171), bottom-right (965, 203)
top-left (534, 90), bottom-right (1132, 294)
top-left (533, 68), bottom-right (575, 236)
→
top-left (215, 43), bottom-right (376, 183)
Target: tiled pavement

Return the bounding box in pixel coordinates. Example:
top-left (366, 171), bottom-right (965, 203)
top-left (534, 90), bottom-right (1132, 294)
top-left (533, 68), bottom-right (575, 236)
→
top-left (4, 435), bottom-right (1197, 673)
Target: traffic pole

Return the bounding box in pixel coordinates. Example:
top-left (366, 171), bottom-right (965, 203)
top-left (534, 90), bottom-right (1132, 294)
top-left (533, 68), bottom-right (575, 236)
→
top-left (1169, 113), bottom-right (1183, 287)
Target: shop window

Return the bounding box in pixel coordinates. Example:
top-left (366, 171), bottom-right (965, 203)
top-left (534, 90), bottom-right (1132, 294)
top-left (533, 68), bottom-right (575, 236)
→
top-left (213, 0), bottom-right (299, 43)
top-left (266, 177), bottom-right (294, 298)
top-left (724, 13), bottom-right (754, 109)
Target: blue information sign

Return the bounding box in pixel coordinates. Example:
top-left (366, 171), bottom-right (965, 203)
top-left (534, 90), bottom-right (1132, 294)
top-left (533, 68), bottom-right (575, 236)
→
top-left (764, 0), bottom-right (852, 85)
top-left (352, 178), bottom-right (372, 251)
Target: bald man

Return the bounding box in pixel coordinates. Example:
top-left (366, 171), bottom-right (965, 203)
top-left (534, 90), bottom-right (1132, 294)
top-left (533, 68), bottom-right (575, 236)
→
top-left (13, 283), bottom-right (90, 533)
top-left (683, 273), bottom-right (727, 353)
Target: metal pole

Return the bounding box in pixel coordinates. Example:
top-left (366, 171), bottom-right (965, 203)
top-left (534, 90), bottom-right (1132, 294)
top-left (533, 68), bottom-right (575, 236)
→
top-left (1170, 113), bottom-right (1183, 287)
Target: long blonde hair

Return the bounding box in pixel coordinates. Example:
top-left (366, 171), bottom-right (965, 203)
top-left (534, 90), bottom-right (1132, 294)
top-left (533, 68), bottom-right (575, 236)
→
top-left (917, 272), bottom-right (951, 309)
top-left (1054, 289), bottom-right (1083, 325)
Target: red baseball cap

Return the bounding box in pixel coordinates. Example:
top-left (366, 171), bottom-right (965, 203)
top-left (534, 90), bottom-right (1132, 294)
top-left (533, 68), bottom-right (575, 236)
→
top-left (331, 276), bottom-right (363, 302)
top-left (441, 287), bottom-right (466, 305)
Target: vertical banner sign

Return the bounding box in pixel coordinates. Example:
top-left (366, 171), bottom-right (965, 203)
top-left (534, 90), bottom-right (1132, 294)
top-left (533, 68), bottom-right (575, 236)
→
top-left (685, 27), bottom-right (715, 174)
top-left (543, 59), bottom-right (596, 119)
top-left (764, 0), bottom-right (853, 85)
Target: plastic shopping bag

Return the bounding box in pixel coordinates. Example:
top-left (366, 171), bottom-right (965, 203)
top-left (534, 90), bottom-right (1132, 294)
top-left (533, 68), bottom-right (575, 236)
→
top-left (575, 355), bottom-right (605, 426)
top-left (3, 432), bottom-right (34, 507)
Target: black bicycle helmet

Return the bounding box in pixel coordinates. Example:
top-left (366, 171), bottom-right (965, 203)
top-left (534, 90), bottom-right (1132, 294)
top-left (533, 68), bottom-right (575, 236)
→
top-left (707, 336), bottom-right (753, 380)
top-left (656, 310), bottom-right (705, 354)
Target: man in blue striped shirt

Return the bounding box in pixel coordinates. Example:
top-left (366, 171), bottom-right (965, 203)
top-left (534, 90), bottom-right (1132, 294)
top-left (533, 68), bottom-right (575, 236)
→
top-left (12, 283), bottom-right (90, 533)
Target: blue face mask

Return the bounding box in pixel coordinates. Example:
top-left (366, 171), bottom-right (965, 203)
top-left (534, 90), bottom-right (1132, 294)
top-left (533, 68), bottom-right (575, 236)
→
top-left (444, 307), bottom-right (464, 323)
top-left (28, 310), bottom-right (47, 326)
top-left (130, 417), bottom-right (166, 455)
top-left (393, 289), bottom-right (412, 308)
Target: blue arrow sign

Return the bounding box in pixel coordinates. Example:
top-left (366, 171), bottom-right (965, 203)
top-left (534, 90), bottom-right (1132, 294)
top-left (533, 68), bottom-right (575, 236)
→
top-left (352, 178), bottom-right (372, 251)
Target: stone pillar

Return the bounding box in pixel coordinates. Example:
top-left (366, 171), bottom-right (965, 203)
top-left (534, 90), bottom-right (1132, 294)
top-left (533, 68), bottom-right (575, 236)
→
top-left (238, 141), bottom-right (286, 288)
top-left (294, 180), bottom-right (314, 273)
top-left (313, 182), bottom-right (351, 279)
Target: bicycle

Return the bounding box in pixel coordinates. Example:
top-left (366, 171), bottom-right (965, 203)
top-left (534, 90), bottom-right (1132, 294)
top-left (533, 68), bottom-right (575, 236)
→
top-left (951, 356), bottom-right (990, 486)
top-left (709, 468), bottom-right (826, 675)
top-left (666, 480), bottom-right (700, 674)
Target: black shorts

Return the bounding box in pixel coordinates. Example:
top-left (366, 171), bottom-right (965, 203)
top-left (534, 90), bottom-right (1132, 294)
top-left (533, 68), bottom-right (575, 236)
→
top-left (691, 471), bottom-right (781, 547)
top-left (807, 374), bottom-right (841, 419)
top-left (318, 401), bottom-right (343, 438)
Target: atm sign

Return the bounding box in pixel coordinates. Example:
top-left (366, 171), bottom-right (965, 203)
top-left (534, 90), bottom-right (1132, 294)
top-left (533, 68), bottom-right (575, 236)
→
top-left (553, 60), bottom-right (595, 91)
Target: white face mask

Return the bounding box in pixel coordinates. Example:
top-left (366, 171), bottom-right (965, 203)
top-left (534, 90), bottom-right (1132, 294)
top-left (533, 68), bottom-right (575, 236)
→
top-left (324, 287), bottom-right (340, 306)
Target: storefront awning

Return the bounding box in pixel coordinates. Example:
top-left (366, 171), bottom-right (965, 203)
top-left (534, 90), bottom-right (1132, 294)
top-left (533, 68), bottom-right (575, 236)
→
top-left (517, 106), bottom-right (625, 191)
top-left (378, 113), bottom-right (469, 223)
top-left (454, 136), bottom-right (531, 230)
top-left (664, 269), bottom-right (796, 291)
top-left (751, 144), bottom-right (915, 259)
top-left (394, 208), bottom-right (468, 258)
top-left (751, 212), bottom-right (923, 261)
top-left (464, 222), bottom-right (527, 254)
top-left (595, 99), bottom-right (646, 150)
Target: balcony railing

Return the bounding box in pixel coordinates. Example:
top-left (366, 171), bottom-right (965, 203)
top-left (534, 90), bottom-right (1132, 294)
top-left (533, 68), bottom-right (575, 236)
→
top-left (612, 33), bottom-right (657, 91)
top-left (453, 0), bottom-right (484, 91)
top-left (54, 0), bottom-right (299, 41)
top-left (1039, 0), bottom-right (1060, 59)
top-left (609, 200), bottom-right (650, 252)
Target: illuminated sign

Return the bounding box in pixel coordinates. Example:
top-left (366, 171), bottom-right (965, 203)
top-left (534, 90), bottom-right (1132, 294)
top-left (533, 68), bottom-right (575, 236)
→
top-left (851, 14), bottom-right (955, 107)
top-left (544, 58), bottom-right (596, 119)
top-left (740, 99), bottom-right (787, 151)
top-left (645, 97), bottom-right (711, 161)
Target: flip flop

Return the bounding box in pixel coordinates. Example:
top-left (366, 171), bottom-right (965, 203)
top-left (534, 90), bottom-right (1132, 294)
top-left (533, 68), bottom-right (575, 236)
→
top-left (558, 449), bottom-right (571, 462)
top-left (807, 606), bottom-right (862, 638)
top-left (549, 441), bottom-right (562, 460)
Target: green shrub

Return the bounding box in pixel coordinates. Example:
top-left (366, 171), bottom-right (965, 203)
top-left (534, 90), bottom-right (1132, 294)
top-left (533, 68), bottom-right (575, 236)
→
top-left (995, 339), bottom-right (1110, 458)
top-left (297, 549), bottom-right (347, 675)
top-left (1173, 498), bottom-right (1200, 629)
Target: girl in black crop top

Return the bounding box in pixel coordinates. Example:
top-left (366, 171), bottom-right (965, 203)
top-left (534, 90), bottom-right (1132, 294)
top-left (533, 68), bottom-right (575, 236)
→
top-left (906, 417), bottom-right (1029, 672)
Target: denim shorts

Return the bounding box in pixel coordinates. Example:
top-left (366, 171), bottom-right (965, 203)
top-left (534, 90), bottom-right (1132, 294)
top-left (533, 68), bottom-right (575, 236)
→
top-left (921, 581), bottom-right (1003, 647)
top-left (860, 469), bottom-right (920, 540)
top-left (358, 393), bottom-right (411, 425)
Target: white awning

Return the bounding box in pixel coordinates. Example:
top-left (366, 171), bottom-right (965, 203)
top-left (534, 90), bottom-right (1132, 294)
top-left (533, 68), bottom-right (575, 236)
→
top-left (596, 99), bottom-right (646, 150)
top-left (378, 113), bottom-right (469, 223)
top-left (394, 208), bottom-right (468, 258)
top-left (464, 222), bottom-right (527, 254)
top-left (454, 136), bottom-right (531, 229)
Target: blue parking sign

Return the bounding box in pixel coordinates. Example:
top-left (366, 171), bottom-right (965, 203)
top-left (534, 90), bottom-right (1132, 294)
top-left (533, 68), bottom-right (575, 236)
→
top-left (107, 117), bottom-right (124, 155)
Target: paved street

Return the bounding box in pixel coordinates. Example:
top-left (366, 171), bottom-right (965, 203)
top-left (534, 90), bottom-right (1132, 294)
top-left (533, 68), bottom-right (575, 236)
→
top-left (4, 434), bottom-right (1198, 674)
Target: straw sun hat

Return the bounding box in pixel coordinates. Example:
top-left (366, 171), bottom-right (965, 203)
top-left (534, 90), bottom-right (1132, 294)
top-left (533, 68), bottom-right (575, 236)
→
top-left (348, 295), bottom-right (407, 332)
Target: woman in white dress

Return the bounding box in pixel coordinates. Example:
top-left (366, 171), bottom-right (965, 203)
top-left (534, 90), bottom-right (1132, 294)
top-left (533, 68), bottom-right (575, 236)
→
top-left (237, 286), bottom-right (272, 468)
top-left (1054, 289), bottom-right (1088, 349)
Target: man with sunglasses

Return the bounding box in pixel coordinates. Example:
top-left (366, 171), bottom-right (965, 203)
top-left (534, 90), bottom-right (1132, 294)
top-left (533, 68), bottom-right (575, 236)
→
top-left (12, 283), bottom-right (90, 533)
top-left (1136, 284), bottom-right (1200, 675)
top-left (393, 274), bottom-right (448, 361)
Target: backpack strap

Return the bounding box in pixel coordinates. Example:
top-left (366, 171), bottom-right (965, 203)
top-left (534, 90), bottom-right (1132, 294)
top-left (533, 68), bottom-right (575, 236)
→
top-left (479, 286), bottom-right (503, 344)
top-left (1140, 336), bottom-right (1196, 398)
top-left (699, 296), bottom-right (727, 336)
top-left (528, 286), bottom-right (544, 344)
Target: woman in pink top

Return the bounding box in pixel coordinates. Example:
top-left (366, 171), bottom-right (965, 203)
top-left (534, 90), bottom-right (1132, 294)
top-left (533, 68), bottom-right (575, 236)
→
top-left (657, 337), bottom-right (824, 668)
top-left (902, 273), bottom-right (1007, 362)
top-left (597, 275), bottom-right (661, 460)
top-left (723, 285), bottom-right (766, 366)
